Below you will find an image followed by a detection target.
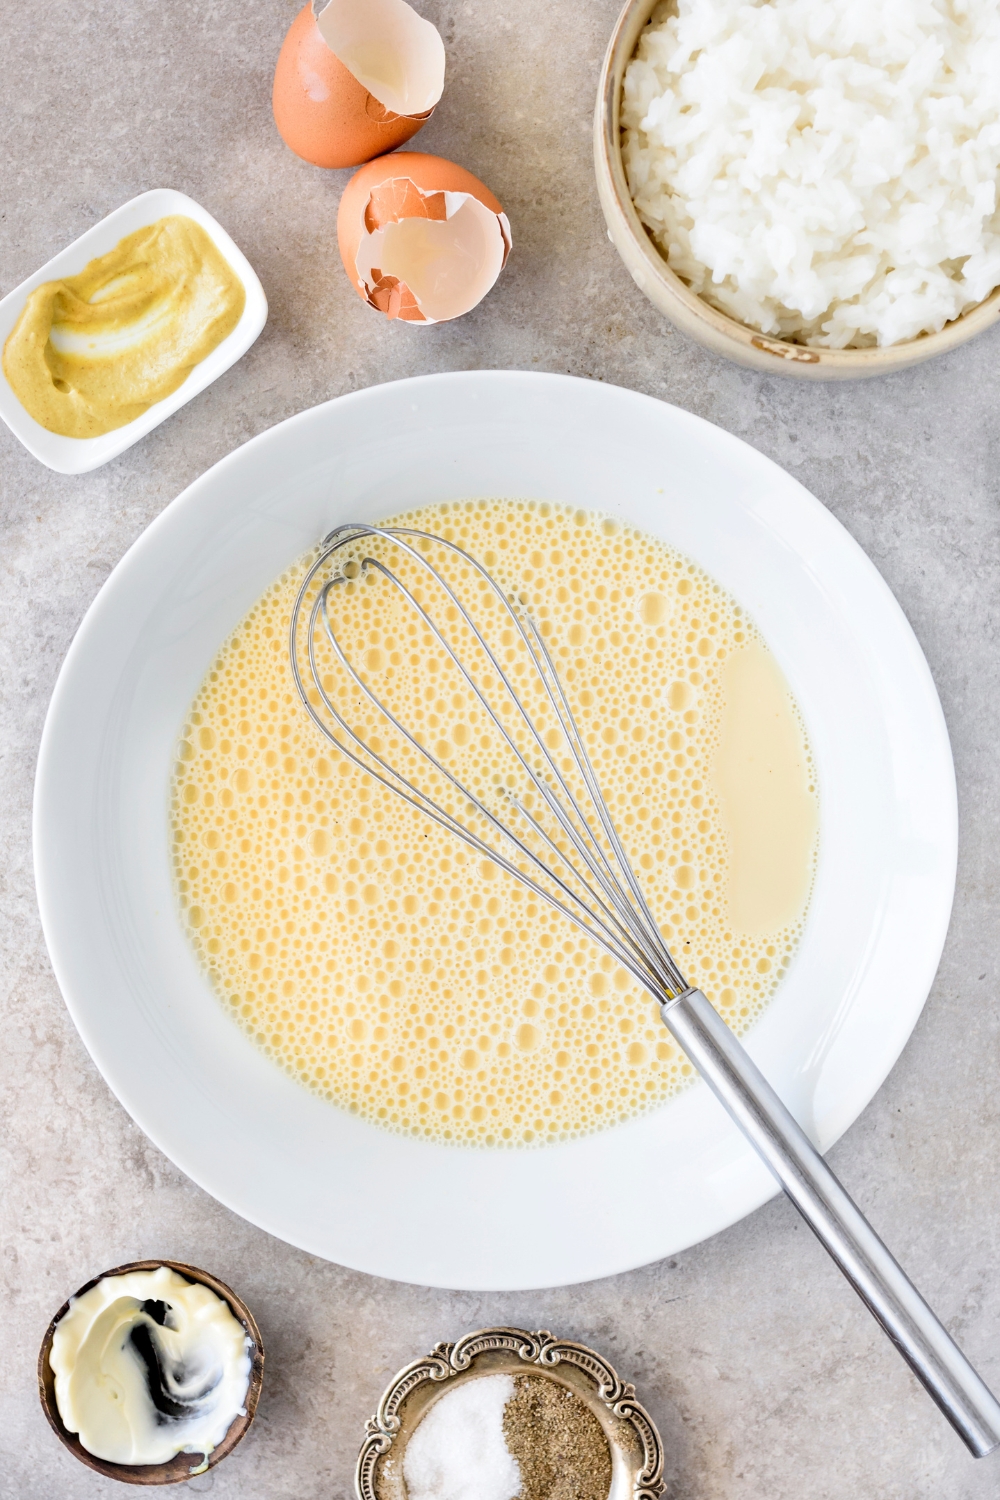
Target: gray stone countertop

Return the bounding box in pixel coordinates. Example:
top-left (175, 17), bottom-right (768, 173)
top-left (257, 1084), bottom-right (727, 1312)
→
top-left (2, 2), bottom-right (999, 1497)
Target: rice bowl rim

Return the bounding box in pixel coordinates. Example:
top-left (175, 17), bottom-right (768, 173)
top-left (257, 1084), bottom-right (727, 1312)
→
top-left (594, 0), bottom-right (1000, 380)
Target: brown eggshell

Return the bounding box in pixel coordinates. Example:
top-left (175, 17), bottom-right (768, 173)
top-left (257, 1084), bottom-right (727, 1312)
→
top-left (338, 153), bottom-right (510, 322)
top-left (272, 6), bottom-right (430, 170)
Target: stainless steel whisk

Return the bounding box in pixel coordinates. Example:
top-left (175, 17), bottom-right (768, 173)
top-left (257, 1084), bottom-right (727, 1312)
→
top-left (290, 522), bottom-right (1000, 1456)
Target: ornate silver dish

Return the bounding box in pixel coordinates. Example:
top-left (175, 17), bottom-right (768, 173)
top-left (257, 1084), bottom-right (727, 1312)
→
top-left (356, 1326), bottom-right (664, 1500)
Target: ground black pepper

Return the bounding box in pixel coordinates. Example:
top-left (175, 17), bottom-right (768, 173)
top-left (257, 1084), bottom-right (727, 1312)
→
top-left (502, 1375), bottom-right (612, 1500)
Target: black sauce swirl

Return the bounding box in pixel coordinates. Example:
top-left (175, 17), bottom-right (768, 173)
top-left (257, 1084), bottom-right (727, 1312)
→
top-left (128, 1300), bottom-right (223, 1424)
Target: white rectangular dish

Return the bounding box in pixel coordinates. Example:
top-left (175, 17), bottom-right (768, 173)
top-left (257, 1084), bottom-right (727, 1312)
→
top-left (0, 189), bottom-right (267, 475)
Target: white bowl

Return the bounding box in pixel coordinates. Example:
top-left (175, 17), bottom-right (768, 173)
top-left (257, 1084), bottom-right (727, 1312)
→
top-left (0, 189), bottom-right (267, 473)
top-left (33, 372), bottom-right (956, 1289)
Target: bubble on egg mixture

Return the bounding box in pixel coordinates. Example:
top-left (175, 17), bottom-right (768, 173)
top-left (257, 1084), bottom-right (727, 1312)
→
top-left (171, 500), bottom-right (816, 1146)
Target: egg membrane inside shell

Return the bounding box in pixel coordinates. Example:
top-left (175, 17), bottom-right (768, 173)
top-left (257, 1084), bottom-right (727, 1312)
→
top-left (355, 178), bottom-right (512, 323)
top-left (315, 0), bottom-right (444, 117)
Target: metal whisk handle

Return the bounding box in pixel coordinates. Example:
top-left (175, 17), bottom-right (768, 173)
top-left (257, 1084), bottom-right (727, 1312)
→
top-left (660, 988), bottom-right (1000, 1459)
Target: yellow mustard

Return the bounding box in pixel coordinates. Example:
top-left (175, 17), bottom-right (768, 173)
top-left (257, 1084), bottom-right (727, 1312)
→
top-left (2, 215), bottom-right (246, 439)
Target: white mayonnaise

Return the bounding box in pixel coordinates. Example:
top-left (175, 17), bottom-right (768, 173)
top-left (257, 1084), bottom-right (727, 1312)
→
top-left (49, 1265), bottom-right (252, 1466)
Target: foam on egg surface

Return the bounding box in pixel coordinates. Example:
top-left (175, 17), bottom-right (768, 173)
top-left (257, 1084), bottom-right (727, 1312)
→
top-left (171, 501), bottom-right (817, 1147)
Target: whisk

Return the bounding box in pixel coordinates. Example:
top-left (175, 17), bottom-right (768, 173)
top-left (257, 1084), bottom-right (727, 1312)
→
top-left (290, 522), bottom-right (1000, 1456)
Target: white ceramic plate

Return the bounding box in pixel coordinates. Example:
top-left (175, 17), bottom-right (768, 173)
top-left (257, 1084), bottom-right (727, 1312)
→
top-left (0, 189), bottom-right (267, 474)
top-left (34, 372), bottom-right (956, 1290)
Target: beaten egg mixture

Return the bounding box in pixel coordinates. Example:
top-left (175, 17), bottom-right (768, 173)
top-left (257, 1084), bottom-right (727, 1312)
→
top-left (172, 501), bottom-right (817, 1146)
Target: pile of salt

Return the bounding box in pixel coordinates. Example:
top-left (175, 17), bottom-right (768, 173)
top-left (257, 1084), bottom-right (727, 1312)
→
top-left (402, 1374), bottom-right (521, 1500)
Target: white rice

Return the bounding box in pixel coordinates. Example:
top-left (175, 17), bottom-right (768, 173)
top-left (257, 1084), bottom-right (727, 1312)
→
top-left (621, 0), bottom-right (1000, 347)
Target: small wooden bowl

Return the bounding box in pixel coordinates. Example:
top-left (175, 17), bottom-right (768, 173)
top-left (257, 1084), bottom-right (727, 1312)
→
top-left (594, 0), bottom-right (1000, 379)
top-left (38, 1258), bottom-right (264, 1486)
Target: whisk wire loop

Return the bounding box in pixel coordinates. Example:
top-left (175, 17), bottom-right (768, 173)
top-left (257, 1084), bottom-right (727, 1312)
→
top-left (312, 578), bottom-right (647, 972)
top-left (290, 523), bottom-right (687, 998)
top-left (359, 529), bottom-right (663, 961)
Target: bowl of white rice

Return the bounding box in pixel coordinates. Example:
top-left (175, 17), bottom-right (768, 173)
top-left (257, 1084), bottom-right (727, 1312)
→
top-left (595, 0), bottom-right (1000, 377)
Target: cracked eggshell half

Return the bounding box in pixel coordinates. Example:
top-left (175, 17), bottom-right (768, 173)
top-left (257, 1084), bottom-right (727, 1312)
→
top-left (272, 0), bottom-right (445, 169)
top-left (337, 153), bottom-right (512, 324)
